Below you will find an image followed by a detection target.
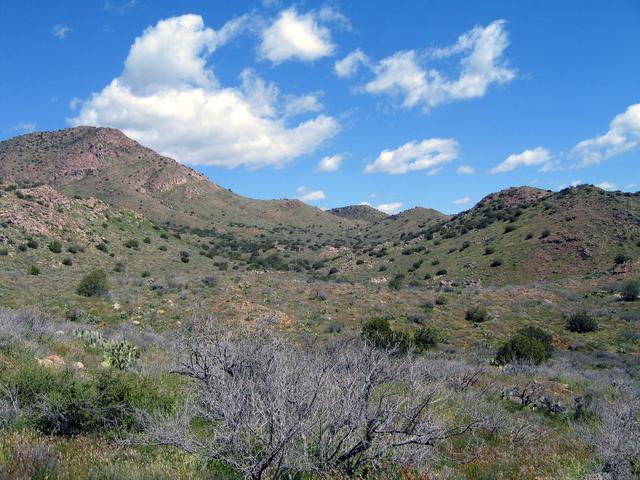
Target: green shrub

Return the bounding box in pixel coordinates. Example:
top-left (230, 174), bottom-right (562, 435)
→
top-left (160, 232), bottom-right (169, 239)
top-left (435, 268), bottom-right (447, 276)
top-left (96, 242), bottom-right (108, 253)
top-left (465, 305), bottom-right (490, 323)
top-left (124, 239), bottom-right (139, 249)
top-left (490, 258), bottom-right (503, 267)
top-left (0, 360), bottom-right (174, 436)
top-left (388, 273), bottom-right (404, 290)
top-left (179, 251), bottom-right (190, 263)
top-left (328, 267), bottom-right (338, 275)
top-left (27, 239), bottom-right (39, 249)
top-left (620, 280), bottom-right (639, 301)
top-left (113, 262), bottom-right (125, 273)
top-left (29, 265), bottom-right (40, 275)
top-left (614, 253), bottom-right (630, 265)
top-left (18, 243), bottom-right (28, 251)
top-left (158, 245), bottom-right (167, 251)
top-left (540, 229), bottom-right (550, 239)
top-left (361, 318), bottom-right (411, 353)
top-left (77, 269), bottom-right (109, 297)
top-left (414, 327), bottom-right (438, 352)
top-left (484, 246), bottom-right (495, 255)
top-left (62, 257), bottom-right (73, 266)
top-left (504, 224), bottom-right (517, 233)
top-left (495, 333), bottom-right (549, 365)
top-left (48, 240), bottom-right (62, 253)
top-left (435, 295), bottom-right (447, 305)
top-left (356, 259), bottom-right (364, 265)
top-left (565, 311), bottom-right (598, 333)
top-left (0, 247), bottom-right (8, 256)
top-left (143, 236), bottom-right (151, 244)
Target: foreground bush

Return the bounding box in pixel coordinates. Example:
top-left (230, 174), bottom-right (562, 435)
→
top-left (0, 357), bottom-right (173, 436)
top-left (495, 326), bottom-right (554, 365)
top-left (565, 311), bottom-right (598, 333)
top-left (77, 269), bottom-right (109, 297)
top-left (147, 322), bottom-right (477, 480)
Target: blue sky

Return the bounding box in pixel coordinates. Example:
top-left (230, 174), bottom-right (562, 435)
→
top-left (1, 0), bottom-right (639, 214)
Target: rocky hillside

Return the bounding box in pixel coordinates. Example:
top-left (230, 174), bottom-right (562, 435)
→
top-left (328, 205), bottom-right (388, 223)
top-left (0, 127), bottom-right (361, 240)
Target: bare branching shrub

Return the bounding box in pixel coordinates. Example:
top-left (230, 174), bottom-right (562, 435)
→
top-left (582, 391), bottom-right (640, 479)
top-left (146, 319), bottom-right (479, 479)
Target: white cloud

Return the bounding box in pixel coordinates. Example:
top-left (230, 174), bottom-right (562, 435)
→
top-left (334, 49), bottom-right (369, 78)
top-left (571, 103), bottom-right (640, 166)
top-left (104, 0), bottom-right (138, 14)
top-left (283, 93), bottom-right (323, 117)
top-left (362, 20), bottom-right (515, 110)
top-left (558, 180), bottom-right (583, 189)
top-left (358, 201), bottom-right (372, 206)
top-left (7, 122), bottom-right (36, 134)
top-left (453, 196), bottom-right (472, 205)
top-left (71, 15), bottom-right (339, 169)
top-left (316, 154), bottom-right (344, 172)
top-left (376, 202), bottom-right (403, 214)
top-left (364, 138), bottom-right (459, 174)
top-left (52, 24), bottom-right (71, 39)
top-left (489, 147), bottom-right (552, 174)
top-left (296, 186), bottom-right (326, 202)
top-left (457, 165), bottom-right (475, 175)
top-left (595, 181), bottom-right (617, 191)
top-left (259, 8), bottom-right (335, 63)
top-left (426, 167), bottom-right (443, 176)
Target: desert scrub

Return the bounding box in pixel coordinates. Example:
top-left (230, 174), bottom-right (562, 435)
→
top-left (413, 327), bottom-right (438, 352)
top-left (620, 280), bottom-right (639, 301)
top-left (565, 311), bottom-right (598, 333)
top-left (48, 240), bottom-right (62, 253)
top-left (77, 269), bottom-right (109, 297)
top-left (361, 317), bottom-right (411, 353)
top-left (465, 305), bottom-right (490, 323)
top-left (495, 326), bottom-right (554, 365)
top-left (0, 355), bottom-right (174, 436)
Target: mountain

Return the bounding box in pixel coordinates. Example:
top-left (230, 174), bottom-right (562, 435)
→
top-left (0, 127), bottom-right (361, 240)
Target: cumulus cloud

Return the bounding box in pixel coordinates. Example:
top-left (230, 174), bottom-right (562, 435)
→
top-left (558, 180), bottom-right (583, 189)
top-left (316, 154), bottom-right (344, 172)
top-left (7, 122), bottom-right (36, 134)
top-left (595, 181), bottom-right (617, 191)
top-left (571, 103), bottom-right (640, 166)
top-left (376, 202), bottom-right (403, 214)
top-left (457, 165), bottom-right (475, 175)
top-left (489, 147), bottom-right (552, 174)
top-left (71, 14), bottom-right (339, 169)
top-left (334, 49), bottom-right (369, 78)
top-left (259, 8), bottom-right (336, 63)
top-left (364, 138), bottom-right (459, 174)
top-left (296, 186), bottom-right (326, 202)
top-left (52, 24), bottom-right (71, 39)
top-left (453, 196), bottom-right (472, 205)
top-left (361, 20), bottom-right (515, 110)
top-left (283, 93), bottom-right (324, 117)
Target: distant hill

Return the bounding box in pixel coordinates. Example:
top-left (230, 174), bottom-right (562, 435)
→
top-left (328, 205), bottom-right (388, 223)
top-left (0, 127), bottom-right (361, 240)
